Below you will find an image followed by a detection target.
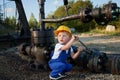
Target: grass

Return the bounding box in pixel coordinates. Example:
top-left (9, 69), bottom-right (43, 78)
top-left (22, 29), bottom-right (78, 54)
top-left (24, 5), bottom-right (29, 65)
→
top-left (84, 28), bottom-right (120, 36)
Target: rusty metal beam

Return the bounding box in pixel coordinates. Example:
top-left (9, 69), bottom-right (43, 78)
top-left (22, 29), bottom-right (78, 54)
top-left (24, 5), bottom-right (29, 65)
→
top-left (42, 14), bottom-right (81, 23)
top-left (14, 0), bottom-right (30, 37)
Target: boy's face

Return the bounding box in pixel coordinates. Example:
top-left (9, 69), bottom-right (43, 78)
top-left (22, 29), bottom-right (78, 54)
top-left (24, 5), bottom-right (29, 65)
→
top-left (57, 31), bottom-right (71, 44)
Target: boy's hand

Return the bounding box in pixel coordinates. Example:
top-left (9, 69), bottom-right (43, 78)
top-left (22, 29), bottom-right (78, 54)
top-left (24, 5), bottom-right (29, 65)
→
top-left (72, 35), bottom-right (79, 41)
top-left (77, 47), bottom-right (83, 53)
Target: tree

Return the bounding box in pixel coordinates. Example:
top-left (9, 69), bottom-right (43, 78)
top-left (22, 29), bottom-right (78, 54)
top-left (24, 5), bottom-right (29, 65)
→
top-left (28, 13), bottom-right (38, 29)
top-left (46, 0), bottom-right (94, 32)
top-left (46, 0), bottom-right (120, 32)
top-left (3, 16), bottom-right (16, 30)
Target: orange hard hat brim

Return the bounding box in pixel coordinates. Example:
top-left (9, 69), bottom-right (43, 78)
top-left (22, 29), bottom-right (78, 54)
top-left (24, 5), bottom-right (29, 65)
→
top-left (54, 30), bottom-right (72, 37)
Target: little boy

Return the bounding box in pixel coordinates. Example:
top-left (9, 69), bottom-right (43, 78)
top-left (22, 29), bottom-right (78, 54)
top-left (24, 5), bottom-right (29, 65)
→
top-left (48, 25), bottom-right (83, 80)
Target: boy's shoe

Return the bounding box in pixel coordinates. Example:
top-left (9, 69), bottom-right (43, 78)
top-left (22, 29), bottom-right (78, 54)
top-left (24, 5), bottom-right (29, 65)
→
top-left (49, 75), bottom-right (62, 80)
top-left (59, 73), bottom-right (67, 78)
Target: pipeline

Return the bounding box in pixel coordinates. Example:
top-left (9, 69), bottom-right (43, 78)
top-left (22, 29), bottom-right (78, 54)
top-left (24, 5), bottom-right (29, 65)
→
top-left (18, 27), bottom-right (55, 70)
top-left (72, 46), bottom-right (120, 74)
top-left (16, 0), bottom-right (120, 74)
top-left (42, 14), bottom-right (81, 23)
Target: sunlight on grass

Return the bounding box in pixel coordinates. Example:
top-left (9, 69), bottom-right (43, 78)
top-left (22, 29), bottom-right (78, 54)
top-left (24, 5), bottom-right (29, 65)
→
top-left (88, 28), bottom-right (120, 36)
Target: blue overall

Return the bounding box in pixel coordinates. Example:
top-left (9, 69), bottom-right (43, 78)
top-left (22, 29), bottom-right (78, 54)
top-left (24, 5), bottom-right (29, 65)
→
top-left (48, 49), bottom-right (72, 77)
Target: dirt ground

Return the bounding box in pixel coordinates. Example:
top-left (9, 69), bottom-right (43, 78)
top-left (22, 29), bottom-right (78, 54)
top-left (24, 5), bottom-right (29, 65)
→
top-left (0, 34), bottom-right (120, 80)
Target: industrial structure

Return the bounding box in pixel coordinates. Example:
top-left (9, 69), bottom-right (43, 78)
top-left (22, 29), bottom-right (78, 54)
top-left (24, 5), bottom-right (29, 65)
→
top-left (0, 0), bottom-right (120, 74)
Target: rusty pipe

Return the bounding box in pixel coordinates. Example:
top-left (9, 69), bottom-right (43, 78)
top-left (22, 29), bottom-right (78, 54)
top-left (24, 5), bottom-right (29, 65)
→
top-left (105, 54), bottom-right (120, 74)
top-left (42, 14), bottom-right (81, 23)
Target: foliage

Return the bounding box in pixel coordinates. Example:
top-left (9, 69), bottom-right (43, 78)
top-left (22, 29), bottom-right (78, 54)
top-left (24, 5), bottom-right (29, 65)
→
top-left (46, 0), bottom-right (120, 33)
top-left (0, 16), bottom-right (16, 35)
top-left (46, 0), bottom-right (94, 32)
top-left (28, 13), bottom-right (38, 29)
top-left (1, 0), bottom-right (120, 34)
top-left (108, 16), bottom-right (120, 29)
top-left (3, 16), bottom-right (16, 30)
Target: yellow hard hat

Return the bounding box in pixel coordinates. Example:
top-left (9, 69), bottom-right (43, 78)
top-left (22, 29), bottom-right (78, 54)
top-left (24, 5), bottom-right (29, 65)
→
top-left (54, 25), bottom-right (72, 36)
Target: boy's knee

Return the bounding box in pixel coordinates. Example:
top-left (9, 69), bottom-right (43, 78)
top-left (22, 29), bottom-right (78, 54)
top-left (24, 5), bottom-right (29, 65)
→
top-left (59, 63), bottom-right (66, 69)
top-left (65, 63), bottom-right (72, 71)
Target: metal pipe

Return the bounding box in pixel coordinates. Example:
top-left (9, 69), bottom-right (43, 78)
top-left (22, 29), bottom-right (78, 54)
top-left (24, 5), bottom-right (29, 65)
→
top-left (78, 39), bottom-right (89, 50)
top-left (42, 14), bottom-right (81, 23)
top-left (38, 0), bottom-right (45, 30)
